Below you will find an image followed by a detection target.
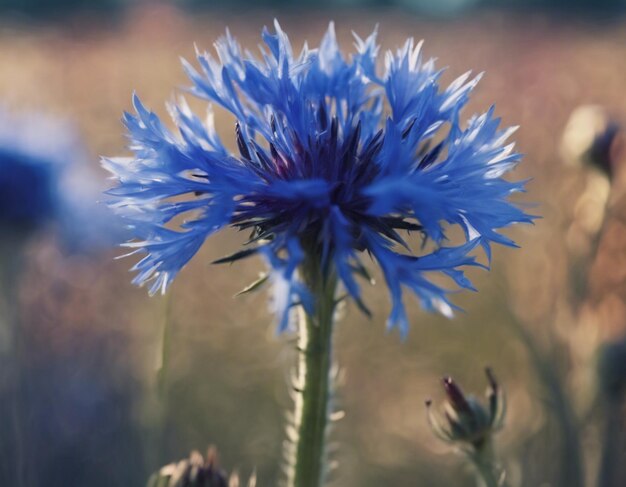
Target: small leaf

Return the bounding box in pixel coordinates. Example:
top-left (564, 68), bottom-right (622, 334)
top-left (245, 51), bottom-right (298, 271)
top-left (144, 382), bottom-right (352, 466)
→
top-left (212, 247), bottom-right (260, 265)
top-left (234, 273), bottom-right (269, 297)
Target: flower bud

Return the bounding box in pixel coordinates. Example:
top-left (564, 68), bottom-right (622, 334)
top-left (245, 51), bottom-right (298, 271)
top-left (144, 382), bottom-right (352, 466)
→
top-left (426, 368), bottom-right (505, 451)
top-left (561, 104), bottom-right (623, 179)
top-left (147, 447), bottom-right (229, 487)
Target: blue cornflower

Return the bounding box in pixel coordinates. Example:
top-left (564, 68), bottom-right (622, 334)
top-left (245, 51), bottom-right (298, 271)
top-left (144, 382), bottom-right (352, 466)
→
top-left (104, 22), bottom-right (533, 335)
top-left (0, 107), bottom-right (123, 249)
top-left (0, 109), bottom-right (68, 231)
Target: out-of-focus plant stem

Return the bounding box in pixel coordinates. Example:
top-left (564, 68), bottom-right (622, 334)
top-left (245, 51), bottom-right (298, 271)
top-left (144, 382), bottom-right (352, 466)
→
top-left (144, 293), bottom-right (174, 474)
top-left (288, 251), bottom-right (337, 487)
top-left (0, 237), bottom-right (27, 487)
top-left (157, 293), bottom-right (173, 400)
top-left (508, 315), bottom-right (584, 487)
top-left (597, 399), bottom-right (623, 487)
top-left (570, 192), bottom-right (611, 311)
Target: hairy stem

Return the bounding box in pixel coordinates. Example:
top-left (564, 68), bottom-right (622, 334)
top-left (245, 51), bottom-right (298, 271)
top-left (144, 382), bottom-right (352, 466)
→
top-left (288, 253), bottom-right (337, 487)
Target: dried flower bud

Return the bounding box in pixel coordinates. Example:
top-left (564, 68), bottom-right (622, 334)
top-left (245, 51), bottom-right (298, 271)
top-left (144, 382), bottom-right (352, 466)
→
top-left (426, 368), bottom-right (506, 452)
top-left (146, 447), bottom-right (255, 487)
top-left (561, 105), bottom-right (622, 179)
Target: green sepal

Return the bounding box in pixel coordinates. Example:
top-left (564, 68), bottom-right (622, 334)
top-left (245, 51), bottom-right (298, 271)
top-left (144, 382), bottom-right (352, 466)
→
top-left (212, 247), bottom-right (260, 265)
top-left (350, 262), bottom-right (375, 285)
top-left (234, 273), bottom-right (269, 297)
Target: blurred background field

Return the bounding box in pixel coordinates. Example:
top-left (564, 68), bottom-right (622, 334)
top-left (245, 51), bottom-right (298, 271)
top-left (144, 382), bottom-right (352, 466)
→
top-left (1, 1), bottom-right (626, 486)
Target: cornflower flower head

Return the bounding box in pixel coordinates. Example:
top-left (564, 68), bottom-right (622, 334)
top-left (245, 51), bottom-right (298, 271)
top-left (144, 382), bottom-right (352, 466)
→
top-left (104, 22), bottom-right (533, 336)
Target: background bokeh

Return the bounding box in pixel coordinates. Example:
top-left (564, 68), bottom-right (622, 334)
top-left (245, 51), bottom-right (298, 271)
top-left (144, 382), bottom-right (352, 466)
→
top-left (1, 1), bottom-right (626, 486)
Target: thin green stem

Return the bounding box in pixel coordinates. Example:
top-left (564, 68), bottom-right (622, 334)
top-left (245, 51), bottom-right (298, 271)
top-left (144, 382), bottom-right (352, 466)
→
top-left (142, 293), bottom-right (174, 477)
top-left (473, 461), bottom-right (505, 487)
top-left (288, 252), bottom-right (337, 487)
top-left (467, 440), bottom-right (509, 487)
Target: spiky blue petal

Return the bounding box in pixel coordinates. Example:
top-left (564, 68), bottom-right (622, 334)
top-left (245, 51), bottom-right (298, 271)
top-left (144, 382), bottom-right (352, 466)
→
top-left (105, 22), bottom-right (533, 334)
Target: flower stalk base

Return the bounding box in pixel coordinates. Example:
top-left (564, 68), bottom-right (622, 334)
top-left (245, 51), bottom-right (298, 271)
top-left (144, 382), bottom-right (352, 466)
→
top-left (469, 446), bottom-right (508, 487)
top-left (288, 254), bottom-right (337, 487)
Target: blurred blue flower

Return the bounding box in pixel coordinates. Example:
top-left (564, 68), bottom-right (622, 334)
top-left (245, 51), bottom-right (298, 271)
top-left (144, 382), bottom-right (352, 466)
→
top-left (104, 22), bottom-right (533, 335)
top-left (0, 110), bottom-right (67, 230)
top-left (0, 108), bottom-right (122, 250)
